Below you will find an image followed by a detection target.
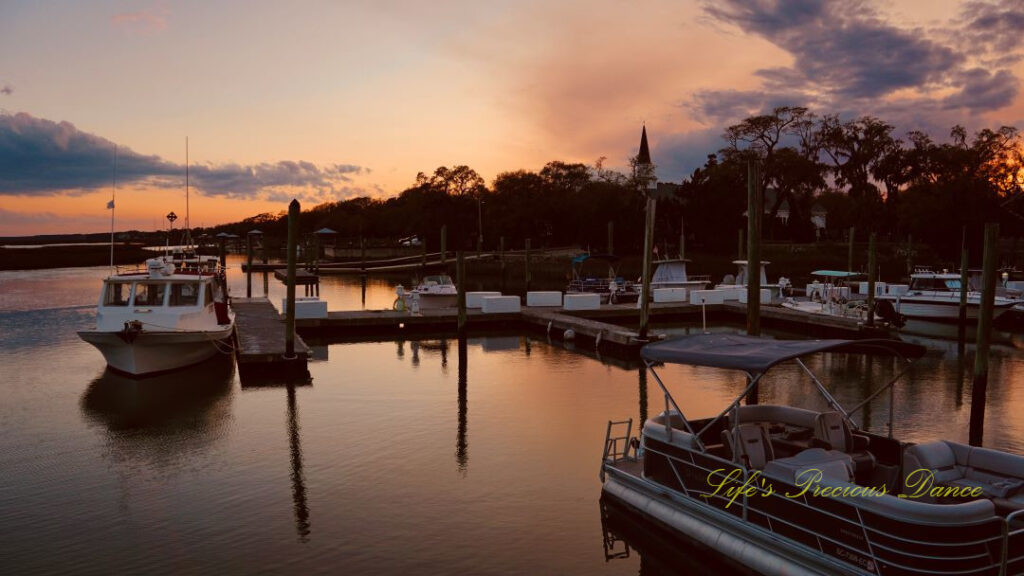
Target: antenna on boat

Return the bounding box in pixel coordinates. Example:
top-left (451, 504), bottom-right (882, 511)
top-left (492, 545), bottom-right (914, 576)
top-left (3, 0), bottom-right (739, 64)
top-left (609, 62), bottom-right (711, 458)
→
top-left (109, 144), bottom-right (117, 273)
top-left (185, 136), bottom-right (192, 250)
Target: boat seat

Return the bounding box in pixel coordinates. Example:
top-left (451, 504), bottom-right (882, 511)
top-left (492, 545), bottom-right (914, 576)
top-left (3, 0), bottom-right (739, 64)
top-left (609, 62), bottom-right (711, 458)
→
top-left (813, 411), bottom-right (875, 482)
top-left (722, 423), bottom-right (775, 470)
top-left (903, 441), bottom-right (1024, 506)
top-left (763, 448), bottom-right (855, 484)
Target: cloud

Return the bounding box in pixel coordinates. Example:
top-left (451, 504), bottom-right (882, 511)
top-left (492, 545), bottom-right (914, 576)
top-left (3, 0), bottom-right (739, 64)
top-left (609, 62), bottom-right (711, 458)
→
top-left (110, 6), bottom-right (169, 34)
top-left (0, 112), bottom-right (368, 200)
top-left (1, 85), bottom-right (12, 96)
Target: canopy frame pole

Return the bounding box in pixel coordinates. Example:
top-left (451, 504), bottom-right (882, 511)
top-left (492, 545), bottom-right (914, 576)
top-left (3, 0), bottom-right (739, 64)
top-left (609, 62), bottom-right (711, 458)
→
top-left (697, 371), bottom-right (763, 440)
top-left (645, 361), bottom-right (704, 451)
top-left (847, 359), bottom-right (916, 422)
top-left (795, 358), bottom-right (851, 422)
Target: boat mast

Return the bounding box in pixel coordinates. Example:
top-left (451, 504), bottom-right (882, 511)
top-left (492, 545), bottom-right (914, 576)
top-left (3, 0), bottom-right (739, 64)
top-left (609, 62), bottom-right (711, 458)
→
top-left (185, 136), bottom-right (192, 250)
top-left (109, 144), bottom-right (117, 273)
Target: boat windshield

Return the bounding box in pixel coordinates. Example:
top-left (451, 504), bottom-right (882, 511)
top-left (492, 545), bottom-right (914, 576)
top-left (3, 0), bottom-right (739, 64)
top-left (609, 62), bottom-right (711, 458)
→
top-left (169, 282), bottom-right (200, 306)
top-left (104, 282), bottom-right (131, 306)
top-left (134, 283), bottom-right (167, 306)
top-left (910, 277), bottom-right (958, 291)
top-left (423, 275), bottom-right (453, 286)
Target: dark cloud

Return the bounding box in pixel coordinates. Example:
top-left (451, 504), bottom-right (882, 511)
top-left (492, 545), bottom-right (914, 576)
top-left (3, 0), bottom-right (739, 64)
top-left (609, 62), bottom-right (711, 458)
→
top-left (943, 69), bottom-right (1020, 112)
top-left (686, 88), bottom-right (815, 125)
top-left (0, 112), bottom-right (366, 199)
top-left (960, 0), bottom-right (1024, 58)
top-left (1, 85), bottom-right (12, 96)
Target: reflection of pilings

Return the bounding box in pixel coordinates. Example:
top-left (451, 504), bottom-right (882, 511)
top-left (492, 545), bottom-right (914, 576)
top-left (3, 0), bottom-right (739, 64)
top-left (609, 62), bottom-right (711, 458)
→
top-left (287, 384), bottom-right (310, 541)
top-left (860, 354), bottom-right (873, 430)
top-left (440, 338), bottom-right (448, 369)
top-left (360, 275), bottom-right (367, 307)
top-left (262, 271), bottom-right (269, 297)
top-left (637, 366), bottom-right (648, 426)
top-left (411, 341), bottom-right (420, 366)
top-left (456, 337), bottom-right (468, 473)
top-left (396, 340), bottom-right (405, 358)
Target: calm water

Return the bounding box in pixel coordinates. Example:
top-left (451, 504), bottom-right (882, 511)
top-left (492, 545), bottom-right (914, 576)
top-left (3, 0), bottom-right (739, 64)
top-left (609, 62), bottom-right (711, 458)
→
top-left (1, 256), bottom-right (1022, 575)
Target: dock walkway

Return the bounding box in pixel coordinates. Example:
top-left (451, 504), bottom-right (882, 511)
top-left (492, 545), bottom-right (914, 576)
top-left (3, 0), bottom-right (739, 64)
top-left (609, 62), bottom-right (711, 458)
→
top-left (233, 297), bottom-right (310, 377)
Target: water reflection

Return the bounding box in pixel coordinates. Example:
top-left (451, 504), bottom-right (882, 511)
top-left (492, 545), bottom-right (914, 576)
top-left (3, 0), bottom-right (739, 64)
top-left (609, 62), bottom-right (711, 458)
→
top-left (81, 354), bottom-right (235, 435)
top-left (286, 384), bottom-right (311, 542)
top-left (456, 337), bottom-right (468, 474)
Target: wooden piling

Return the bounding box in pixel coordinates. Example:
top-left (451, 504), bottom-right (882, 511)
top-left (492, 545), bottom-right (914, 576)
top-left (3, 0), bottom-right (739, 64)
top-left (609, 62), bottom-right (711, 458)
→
top-left (246, 234), bottom-right (254, 298)
top-left (958, 231), bottom-right (969, 346)
top-left (680, 216), bottom-right (685, 259)
top-left (746, 160), bottom-right (761, 337)
top-left (285, 199), bottom-right (300, 358)
top-left (457, 250), bottom-right (467, 335)
top-left (360, 236), bottom-right (366, 271)
top-left (847, 227), bottom-right (855, 273)
top-left (738, 229), bottom-right (744, 260)
top-left (441, 225), bottom-right (447, 265)
top-left (866, 233), bottom-right (876, 327)
top-left (639, 197), bottom-right (656, 340)
top-left (524, 238), bottom-right (532, 292)
top-left (219, 237), bottom-right (227, 270)
top-left (969, 223), bottom-right (999, 446)
top-left (906, 234), bottom-right (913, 277)
top-left (607, 221), bottom-right (614, 255)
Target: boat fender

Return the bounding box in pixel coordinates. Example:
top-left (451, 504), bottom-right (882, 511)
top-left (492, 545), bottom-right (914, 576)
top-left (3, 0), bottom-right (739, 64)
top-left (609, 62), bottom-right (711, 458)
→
top-left (595, 330), bottom-right (603, 348)
top-left (547, 321), bottom-right (552, 335)
top-left (564, 328), bottom-right (576, 340)
top-left (393, 298), bottom-right (406, 311)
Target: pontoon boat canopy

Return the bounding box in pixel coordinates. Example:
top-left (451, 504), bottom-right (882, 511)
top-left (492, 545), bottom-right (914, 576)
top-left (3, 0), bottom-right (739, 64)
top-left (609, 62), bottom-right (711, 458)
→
top-left (811, 270), bottom-right (863, 278)
top-left (641, 334), bottom-right (925, 374)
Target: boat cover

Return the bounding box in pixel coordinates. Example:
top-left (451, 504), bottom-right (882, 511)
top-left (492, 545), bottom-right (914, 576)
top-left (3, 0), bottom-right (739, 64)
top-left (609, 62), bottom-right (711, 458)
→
top-left (641, 334), bottom-right (925, 374)
top-left (811, 270), bottom-right (863, 278)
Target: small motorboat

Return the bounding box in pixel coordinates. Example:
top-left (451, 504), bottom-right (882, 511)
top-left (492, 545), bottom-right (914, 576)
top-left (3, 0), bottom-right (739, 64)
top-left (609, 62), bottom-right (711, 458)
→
top-left (566, 253), bottom-right (639, 304)
top-left (715, 260), bottom-right (791, 301)
top-left (650, 258), bottom-right (711, 291)
top-left (394, 275), bottom-right (458, 310)
top-left (877, 267), bottom-right (1019, 323)
top-left (78, 256), bottom-right (234, 376)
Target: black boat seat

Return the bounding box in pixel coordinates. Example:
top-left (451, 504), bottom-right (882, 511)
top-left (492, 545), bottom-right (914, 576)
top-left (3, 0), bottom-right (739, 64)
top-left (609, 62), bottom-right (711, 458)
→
top-left (722, 423), bottom-right (775, 470)
top-left (763, 448), bottom-right (855, 484)
top-left (903, 441), bottom-right (1024, 506)
top-left (813, 411), bottom-right (875, 482)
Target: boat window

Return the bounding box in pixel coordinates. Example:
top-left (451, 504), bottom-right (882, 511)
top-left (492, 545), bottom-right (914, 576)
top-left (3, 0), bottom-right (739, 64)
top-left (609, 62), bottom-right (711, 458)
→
top-left (134, 283), bottom-right (166, 306)
top-left (203, 283), bottom-right (213, 307)
top-left (169, 283), bottom-right (200, 306)
top-left (945, 279), bottom-right (962, 290)
top-left (104, 282), bottom-right (131, 306)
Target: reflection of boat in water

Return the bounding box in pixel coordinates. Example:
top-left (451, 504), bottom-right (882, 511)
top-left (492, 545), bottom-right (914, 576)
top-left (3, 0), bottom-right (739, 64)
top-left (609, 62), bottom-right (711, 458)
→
top-left (566, 253), bottom-right (639, 304)
top-left (601, 334), bottom-right (1023, 576)
top-left (394, 275), bottom-right (458, 310)
top-left (77, 256), bottom-right (234, 376)
top-left (81, 353), bottom-right (235, 431)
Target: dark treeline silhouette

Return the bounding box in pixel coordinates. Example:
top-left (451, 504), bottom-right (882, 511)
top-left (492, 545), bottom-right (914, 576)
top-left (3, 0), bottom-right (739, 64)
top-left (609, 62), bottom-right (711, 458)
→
top-left (216, 107), bottom-right (1024, 262)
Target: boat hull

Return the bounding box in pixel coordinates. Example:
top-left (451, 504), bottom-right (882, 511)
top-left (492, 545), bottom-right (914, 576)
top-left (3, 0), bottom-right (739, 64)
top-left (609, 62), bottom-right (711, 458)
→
top-left (882, 297), bottom-right (1014, 322)
top-left (402, 293), bottom-right (458, 309)
top-left (78, 326), bottom-right (233, 376)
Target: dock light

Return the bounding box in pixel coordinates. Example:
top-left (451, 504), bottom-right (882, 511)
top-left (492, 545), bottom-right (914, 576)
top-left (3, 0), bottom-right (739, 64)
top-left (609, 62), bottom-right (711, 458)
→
top-left (399, 323), bottom-right (405, 329)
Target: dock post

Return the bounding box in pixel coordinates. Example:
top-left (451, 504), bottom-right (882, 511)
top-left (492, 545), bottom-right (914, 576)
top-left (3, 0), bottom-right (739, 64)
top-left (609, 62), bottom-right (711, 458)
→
top-left (525, 239), bottom-right (532, 292)
top-left (457, 251), bottom-right (467, 336)
top-left (906, 234), bottom-right (913, 277)
top-left (499, 236), bottom-right (506, 291)
top-left (737, 229), bottom-right (744, 260)
top-left (680, 216), bottom-right (685, 259)
top-left (959, 228), bottom-right (969, 347)
top-left (360, 236), bottom-right (366, 272)
top-left (746, 159), bottom-right (761, 337)
top-left (866, 233), bottom-right (876, 327)
top-left (441, 225), bottom-right (447, 265)
top-left (219, 237), bottom-right (227, 269)
top-left (969, 223), bottom-right (999, 446)
top-left (639, 197), bottom-right (656, 339)
top-left (847, 227), bottom-right (855, 272)
top-left (607, 221), bottom-right (614, 255)
top-left (246, 234), bottom-right (253, 298)
top-left (421, 237), bottom-right (427, 269)
top-left (285, 199), bottom-right (300, 359)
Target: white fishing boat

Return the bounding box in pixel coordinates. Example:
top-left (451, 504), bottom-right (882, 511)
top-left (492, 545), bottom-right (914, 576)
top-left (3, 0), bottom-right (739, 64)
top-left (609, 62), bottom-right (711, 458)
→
top-left (394, 275), bottom-right (458, 310)
top-left (78, 256), bottom-right (234, 376)
top-left (650, 258), bottom-right (711, 291)
top-left (780, 270), bottom-right (883, 322)
top-left (715, 260), bottom-right (791, 300)
top-left (877, 268), bottom-right (1018, 323)
top-left (601, 334), bottom-right (1023, 576)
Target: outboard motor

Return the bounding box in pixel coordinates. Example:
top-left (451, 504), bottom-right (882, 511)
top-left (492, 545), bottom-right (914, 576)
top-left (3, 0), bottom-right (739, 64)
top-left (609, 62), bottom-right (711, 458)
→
top-left (875, 300), bottom-right (905, 328)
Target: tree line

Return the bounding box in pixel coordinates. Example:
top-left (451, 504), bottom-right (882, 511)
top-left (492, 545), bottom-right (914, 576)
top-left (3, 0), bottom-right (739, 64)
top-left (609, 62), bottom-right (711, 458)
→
top-left (221, 107), bottom-right (1024, 262)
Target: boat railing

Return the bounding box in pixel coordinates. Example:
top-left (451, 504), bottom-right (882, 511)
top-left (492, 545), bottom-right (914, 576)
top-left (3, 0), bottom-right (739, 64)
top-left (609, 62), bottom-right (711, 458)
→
top-left (600, 418), bottom-right (634, 482)
top-left (688, 274), bottom-right (711, 283)
top-left (634, 442), bottom-right (1018, 575)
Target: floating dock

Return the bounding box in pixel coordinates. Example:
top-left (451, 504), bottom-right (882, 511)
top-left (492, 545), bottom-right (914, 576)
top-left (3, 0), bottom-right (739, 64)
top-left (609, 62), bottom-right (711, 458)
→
top-left (233, 297), bottom-right (311, 379)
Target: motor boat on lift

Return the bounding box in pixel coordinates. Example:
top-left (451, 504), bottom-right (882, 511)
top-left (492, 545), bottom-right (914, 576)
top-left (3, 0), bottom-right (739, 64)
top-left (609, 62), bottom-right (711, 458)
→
top-left (600, 334), bottom-right (1023, 576)
top-left (78, 256), bottom-right (234, 376)
top-left (394, 275), bottom-right (458, 310)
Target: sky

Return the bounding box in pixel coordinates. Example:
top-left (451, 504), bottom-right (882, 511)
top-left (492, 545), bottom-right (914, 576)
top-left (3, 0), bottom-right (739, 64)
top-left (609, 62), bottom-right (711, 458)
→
top-left (2, 0), bottom-right (1024, 236)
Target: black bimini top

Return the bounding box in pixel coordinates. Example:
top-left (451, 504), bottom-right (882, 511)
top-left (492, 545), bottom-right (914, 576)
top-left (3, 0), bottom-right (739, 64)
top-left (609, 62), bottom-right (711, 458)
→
top-left (641, 334), bottom-right (925, 374)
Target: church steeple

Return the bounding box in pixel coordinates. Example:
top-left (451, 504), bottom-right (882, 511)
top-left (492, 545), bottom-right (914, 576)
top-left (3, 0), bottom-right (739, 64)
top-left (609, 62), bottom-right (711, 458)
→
top-left (637, 124), bottom-right (652, 165)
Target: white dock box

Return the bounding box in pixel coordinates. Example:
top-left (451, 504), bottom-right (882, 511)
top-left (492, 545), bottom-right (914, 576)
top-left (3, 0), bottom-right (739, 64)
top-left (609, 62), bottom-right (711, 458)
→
top-left (526, 291), bottom-right (562, 307)
top-left (738, 288), bottom-right (773, 304)
top-left (887, 284), bottom-right (909, 296)
top-left (858, 282), bottom-right (888, 297)
top-left (653, 288), bottom-right (688, 303)
top-left (466, 291), bottom-right (502, 308)
top-left (282, 297), bottom-right (328, 319)
top-left (716, 285), bottom-right (745, 301)
top-left (563, 293), bottom-right (601, 310)
top-left (689, 290), bottom-right (725, 305)
top-left (481, 296), bottom-right (520, 313)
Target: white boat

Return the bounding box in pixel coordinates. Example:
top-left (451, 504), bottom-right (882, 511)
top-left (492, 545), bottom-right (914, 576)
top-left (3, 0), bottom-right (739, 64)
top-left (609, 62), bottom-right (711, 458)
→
top-left (650, 258), bottom-right (711, 291)
top-left (780, 270), bottom-right (880, 322)
top-left (877, 268), bottom-right (1019, 323)
top-left (601, 334), bottom-right (1023, 576)
top-left (78, 256), bottom-right (234, 376)
top-left (395, 275), bottom-right (458, 310)
top-left (715, 260), bottom-right (792, 300)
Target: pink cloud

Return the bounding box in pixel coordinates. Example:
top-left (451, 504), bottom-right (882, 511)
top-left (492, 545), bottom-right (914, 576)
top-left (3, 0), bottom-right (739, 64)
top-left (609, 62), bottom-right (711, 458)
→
top-left (111, 6), bottom-right (169, 33)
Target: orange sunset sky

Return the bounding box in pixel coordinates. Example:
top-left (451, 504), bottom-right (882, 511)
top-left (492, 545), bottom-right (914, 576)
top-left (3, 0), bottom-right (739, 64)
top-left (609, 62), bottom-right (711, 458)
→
top-left (2, 0), bottom-right (1024, 235)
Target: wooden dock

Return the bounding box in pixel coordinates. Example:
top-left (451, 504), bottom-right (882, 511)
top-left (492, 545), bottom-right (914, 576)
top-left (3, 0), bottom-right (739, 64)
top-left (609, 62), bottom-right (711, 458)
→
top-left (233, 297), bottom-right (311, 379)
